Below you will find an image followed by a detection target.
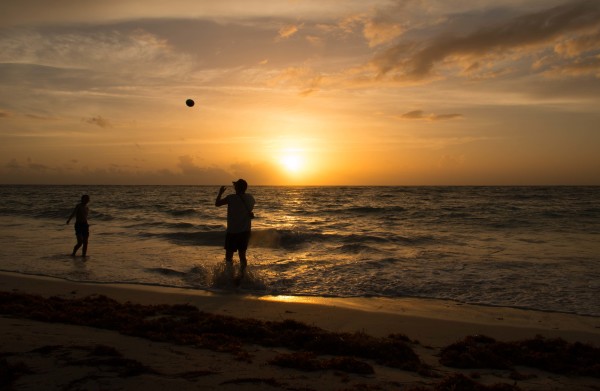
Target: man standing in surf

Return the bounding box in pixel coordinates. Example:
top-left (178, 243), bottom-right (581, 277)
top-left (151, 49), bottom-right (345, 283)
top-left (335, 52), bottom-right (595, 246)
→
top-left (215, 179), bottom-right (255, 285)
top-left (66, 194), bottom-right (90, 257)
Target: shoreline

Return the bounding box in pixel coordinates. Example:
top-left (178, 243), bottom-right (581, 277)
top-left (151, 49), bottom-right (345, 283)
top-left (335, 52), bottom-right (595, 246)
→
top-left (3, 269), bottom-right (598, 318)
top-left (1, 270), bottom-right (598, 346)
top-left (2, 270), bottom-right (599, 390)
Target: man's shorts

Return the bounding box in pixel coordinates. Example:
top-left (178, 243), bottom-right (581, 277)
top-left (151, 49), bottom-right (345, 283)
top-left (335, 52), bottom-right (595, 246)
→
top-left (75, 222), bottom-right (89, 237)
top-left (224, 231), bottom-right (251, 252)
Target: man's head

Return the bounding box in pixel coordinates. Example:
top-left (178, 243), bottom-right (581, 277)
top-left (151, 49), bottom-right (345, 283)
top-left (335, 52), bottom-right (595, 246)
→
top-left (232, 179), bottom-right (248, 194)
top-left (81, 194), bottom-right (90, 203)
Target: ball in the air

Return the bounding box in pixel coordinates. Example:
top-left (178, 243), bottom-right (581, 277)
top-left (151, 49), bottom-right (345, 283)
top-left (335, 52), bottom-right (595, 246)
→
top-left (186, 99), bottom-right (195, 107)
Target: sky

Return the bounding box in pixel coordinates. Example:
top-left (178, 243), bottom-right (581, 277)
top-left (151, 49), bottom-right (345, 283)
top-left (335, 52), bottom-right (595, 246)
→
top-left (0, 0), bottom-right (599, 186)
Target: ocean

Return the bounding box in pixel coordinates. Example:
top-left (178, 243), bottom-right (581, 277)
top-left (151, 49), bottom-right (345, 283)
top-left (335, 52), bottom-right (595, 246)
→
top-left (0, 185), bottom-right (598, 316)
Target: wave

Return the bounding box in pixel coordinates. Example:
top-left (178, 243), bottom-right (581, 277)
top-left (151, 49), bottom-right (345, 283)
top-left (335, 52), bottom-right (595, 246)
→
top-left (90, 211), bottom-right (115, 221)
top-left (206, 263), bottom-right (268, 292)
top-left (145, 267), bottom-right (187, 277)
top-left (144, 228), bottom-right (357, 250)
top-left (124, 221), bottom-right (201, 230)
top-left (166, 208), bottom-right (202, 217)
top-left (2, 207), bottom-right (117, 222)
top-left (145, 264), bottom-right (268, 292)
top-left (393, 234), bottom-right (438, 245)
top-left (141, 230), bottom-right (224, 246)
top-left (249, 229), bottom-right (366, 249)
top-left (142, 227), bottom-right (441, 250)
top-left (363, 257), bottom-right (401, 267)
top-left (249, 229), bottom-right (321, 249)
top-left (327, 206), bottom-right (407, 215)
top-left (344, 233), bottom-right (394, 244)
top-left (336, 243), bottom-right (382, 254)
top-left (138, 228), bottom-right (324, 249)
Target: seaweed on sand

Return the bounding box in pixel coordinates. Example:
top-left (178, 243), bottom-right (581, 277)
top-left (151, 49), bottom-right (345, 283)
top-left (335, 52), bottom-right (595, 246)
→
top-left (0, 357), bottom-right (31, 388)
top-left (427, 373), bottom-right (522, 391)
top-left (263, 319), bottom-right (421, 371)
top-left (0, 291), bottom-right (423, 372)
top-left (440, 334), bottom-right (600, 377)
top-left (340, 374), bottom-right (523, 391)
top-left (269, 352), bottom-right (375, 374)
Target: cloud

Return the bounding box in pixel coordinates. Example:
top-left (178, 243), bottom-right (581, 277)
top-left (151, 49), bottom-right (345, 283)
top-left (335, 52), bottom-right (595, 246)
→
top-left (25, 113), bottom-right (60, 120)
top-left (432, 113), bottom-right (463, 121)
top-left (84, 116), bottom-right (112, 128)
top-left (176, 155), bottom-right (229, 179)
top-left (305, 35), bottom-right (323, 47)
top-left (0, 1), bottom-right (371, 27)
top-left (5, 157), bottom-right (50, 172)
top-left (1, 155), bottom-right (233, 185)
top-left (399, 110), bottom-right (462, 121)
top-left (439, 154), bottom-right (466, 169)
top-left (27, 162), bottom-right (49, 171)
top-left (24, 157), bottom-right (50, 171)
top-left (363, 17), bottom-right (404, 48)
top-left (544, 55), bottom-right (600, 78)
top-left (229, 161), bottom-right (282, 185)
top-left (372, 0), bottom-right (600, 80)
top-left (400, 110), bottom-right (426, 119)
top-left (278, 24), bottom-right (300, 39)
top-left (268, 66), bottom-right (323, 95)
top-left (5, 158), bottom-right (21, 170)
top-left (0, 28), bottom-right (193, 81)
top-left (337, 10), bottom-right (405, 47)
top-left (554, 30), bottom-right (600, 57)
top-left (177, 157), bottom-right (283, 185)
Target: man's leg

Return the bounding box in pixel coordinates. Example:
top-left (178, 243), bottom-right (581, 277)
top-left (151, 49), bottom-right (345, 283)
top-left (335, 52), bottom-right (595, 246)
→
top-left (224, 249), bottom-right (235, 279)
top-left (236, 231), bottom-right (250, 284)
top-left (233, 249), bottom-right (246, 287)
top-left (238, 249), bottom-right (247, 278)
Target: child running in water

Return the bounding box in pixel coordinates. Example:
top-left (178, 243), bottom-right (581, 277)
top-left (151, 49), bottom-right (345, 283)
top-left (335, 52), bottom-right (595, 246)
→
top-left (66, 194), bottom-right (90, 257)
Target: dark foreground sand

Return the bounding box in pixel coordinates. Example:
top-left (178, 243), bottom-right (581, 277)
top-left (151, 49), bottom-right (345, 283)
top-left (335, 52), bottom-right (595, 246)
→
top-left (1, 271), bottom-right (599, 390)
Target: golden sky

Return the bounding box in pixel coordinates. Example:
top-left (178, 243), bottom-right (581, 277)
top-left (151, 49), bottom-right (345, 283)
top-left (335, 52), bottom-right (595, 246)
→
top-left (0, 0), bottom-right (599, 185)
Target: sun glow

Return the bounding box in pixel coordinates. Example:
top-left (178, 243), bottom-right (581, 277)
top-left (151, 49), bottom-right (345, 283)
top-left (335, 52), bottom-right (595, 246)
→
top-left (280, 154), bottom-right (304, 174)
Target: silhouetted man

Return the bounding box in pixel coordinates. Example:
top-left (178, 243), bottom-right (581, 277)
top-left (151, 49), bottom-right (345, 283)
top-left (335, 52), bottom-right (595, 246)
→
top-left (215, 179), bottom-right (255, 285)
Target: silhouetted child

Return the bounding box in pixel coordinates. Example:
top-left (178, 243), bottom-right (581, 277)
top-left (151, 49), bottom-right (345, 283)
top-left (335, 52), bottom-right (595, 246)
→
top-left (66, 194), bottom-right (90, 257)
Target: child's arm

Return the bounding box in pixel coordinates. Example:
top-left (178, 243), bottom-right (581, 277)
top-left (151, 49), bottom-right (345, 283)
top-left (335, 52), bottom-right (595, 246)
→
top-left (66, 205), bottom-right (77, 224)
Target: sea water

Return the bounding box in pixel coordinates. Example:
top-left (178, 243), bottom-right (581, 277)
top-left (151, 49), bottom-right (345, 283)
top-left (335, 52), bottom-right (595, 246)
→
top-left (0, 185), bottom-right (598, 316)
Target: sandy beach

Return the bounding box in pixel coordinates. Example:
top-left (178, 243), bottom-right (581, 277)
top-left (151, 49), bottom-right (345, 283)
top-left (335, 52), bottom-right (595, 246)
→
top-left (1, 271), bottom-right (599, 390)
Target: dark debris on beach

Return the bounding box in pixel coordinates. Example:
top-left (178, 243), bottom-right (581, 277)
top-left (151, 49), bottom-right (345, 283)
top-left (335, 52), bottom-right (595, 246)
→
top-left (1, 290), bottom-right (598, 390)
top-left (269, 351), bottom-right (375, 374)
top-left (0, 357), bottom-right (31, 389)
top-left (1, 342), bottom-right (217, 390)
top-left (440, 334), bottom-right (600, 377)
top-left (405, 373), bottom-right (524, 391)
top-left (0, 291), bottom-right (424, 374)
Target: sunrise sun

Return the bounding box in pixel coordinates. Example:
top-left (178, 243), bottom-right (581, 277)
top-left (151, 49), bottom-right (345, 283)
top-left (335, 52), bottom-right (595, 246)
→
top-left (280, 155), bottom-right (303, 174)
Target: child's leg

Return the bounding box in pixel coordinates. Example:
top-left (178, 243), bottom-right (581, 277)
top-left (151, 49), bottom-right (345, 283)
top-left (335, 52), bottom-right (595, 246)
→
top-left (81, 235), bottom-right (89, 257)
top-left (72, 235), bottom-right (83, 256)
